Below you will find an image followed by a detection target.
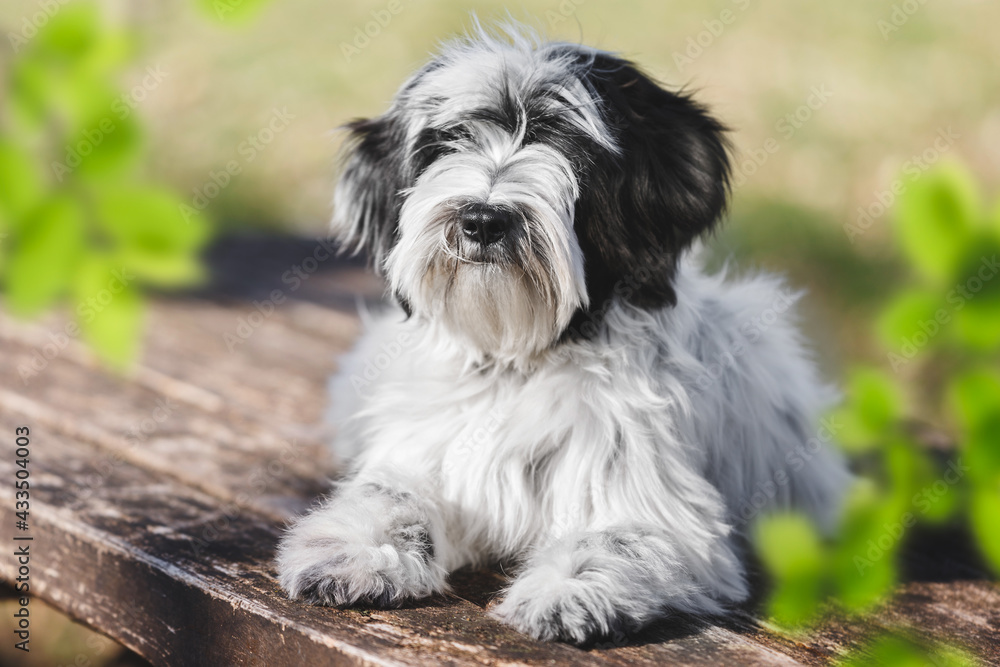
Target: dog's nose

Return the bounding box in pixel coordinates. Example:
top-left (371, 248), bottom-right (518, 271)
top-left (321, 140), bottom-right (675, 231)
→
top-left (459, 204), bottom-right (513, 246)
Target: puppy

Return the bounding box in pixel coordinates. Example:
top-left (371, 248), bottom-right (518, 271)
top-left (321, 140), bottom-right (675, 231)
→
top-left (277, 24), bottom-right (850, 644)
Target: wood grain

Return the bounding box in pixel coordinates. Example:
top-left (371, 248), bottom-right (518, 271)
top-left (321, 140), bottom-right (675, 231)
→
top-left (0, 237), bottom-right (996, 665)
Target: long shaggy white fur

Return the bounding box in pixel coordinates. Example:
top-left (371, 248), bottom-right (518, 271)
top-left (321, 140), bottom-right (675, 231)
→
top-left (280, 257), bottom-right (850, 634)
top-left (278, 22), bottom-right (851, 644)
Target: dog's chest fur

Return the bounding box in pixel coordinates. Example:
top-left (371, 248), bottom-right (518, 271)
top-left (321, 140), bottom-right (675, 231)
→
top-left (327, 260), bottom-right (848, 569)
top-left (337, 320), bottom-right (659, 561)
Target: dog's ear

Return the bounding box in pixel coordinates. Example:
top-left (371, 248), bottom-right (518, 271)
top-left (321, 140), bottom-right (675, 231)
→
top-left (331, 115), bottom-right (409, 272)
top-left (575, 53), bottom-right (731, 308)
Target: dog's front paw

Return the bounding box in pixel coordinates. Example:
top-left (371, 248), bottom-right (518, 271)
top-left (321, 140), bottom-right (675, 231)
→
top-left (491, 565), bottom-right (635, 645)
top-left (277, 495), bottom-right (446, 607)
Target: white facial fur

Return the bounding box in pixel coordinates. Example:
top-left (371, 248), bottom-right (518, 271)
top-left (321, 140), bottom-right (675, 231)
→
top-left (336, 30), bottom-right (619, 365)
top-left (386, 124), bottom-right (586, 362)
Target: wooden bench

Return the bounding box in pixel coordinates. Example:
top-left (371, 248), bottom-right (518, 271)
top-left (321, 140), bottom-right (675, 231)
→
top-left (1, 236), bottom-right (998, 666)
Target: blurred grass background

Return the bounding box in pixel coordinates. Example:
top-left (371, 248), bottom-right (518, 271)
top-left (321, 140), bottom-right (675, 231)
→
top-left (4, 0), bottom-right (1000, 365)
top-left (2, 0), bottom-right (999, 663)
top-left (6, 0), bottom-right (999, 371)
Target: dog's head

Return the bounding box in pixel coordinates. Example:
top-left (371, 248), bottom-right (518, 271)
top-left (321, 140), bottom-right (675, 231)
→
top-left (332, 26), bottom-right (730, 364)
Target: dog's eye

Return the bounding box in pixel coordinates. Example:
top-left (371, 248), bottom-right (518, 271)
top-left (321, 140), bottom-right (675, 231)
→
top-left (522, 108), bottom-right (571, 147)
top-left (522, 121), bottom-right (568, 150)
top-left (411, 126), bottom-right (467, 174)
top-left (412, 143), bottom-right (447, 173)
top-left (437, 126), bottom-right (472, 144)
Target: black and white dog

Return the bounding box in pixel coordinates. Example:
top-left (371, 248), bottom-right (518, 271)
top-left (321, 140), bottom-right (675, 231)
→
top-left (277, 24), bottom-right (849, 644)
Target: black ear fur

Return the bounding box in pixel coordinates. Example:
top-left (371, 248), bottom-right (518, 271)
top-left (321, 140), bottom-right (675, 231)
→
top-left (333, 115), bottom-right (409, 272)
top-left (575, 53), bottom-right (731, 310)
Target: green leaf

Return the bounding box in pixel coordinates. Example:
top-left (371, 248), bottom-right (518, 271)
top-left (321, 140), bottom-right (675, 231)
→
top-left (7, 59), bottom-right (52, 134)
top-left (949, 241), bottom-right (1000, 351)
top-left (9, 59), bottom-right (106, 142)
top-left (848, 367), bottom-right (902, 436)
top-left (947, 370), bottom-right (1000, 485)
top-left (953, 305), bottom-right (1000, 351)
top-left (841, 635), bottom-right (976, 667)
top-left (58, 16), bottom-right (132, 77)
top-left (963, 426), bottom-right (1000, 488)
top-left (72, 110), bottom-right (144, 179)
top-left (894, 161), bottom-right (980, 284)
top-left (919, 472), bottom-right (962, 524)
top-left (0, 214), bottom-right (8, 275)
top-left (970, 486), bottom-right (1000, 576)
top-left (841, 635), bottom-right (924, 667)
top-left (14, 5), bottom-right (131, 131)
top-left (29, 2), bottom-right (104, 64)
top-left (50, 79), bottom-right (122, 143)
top-left (73, 256), bottom-right (144, 370)
top-left (95, 186), bottom-right (210, 253)
top-left (116, 246), bottom-right (205, 287)
top-left (830, 406), bottom-right (880, 454)
top-left (832, 481), bottom-right (898, 612)
top-left (5, 197), bottom-right (83, 315)
top-left (0, 141), bottom-right (44, 225)
top-left (756, 514), bottom-right (825, 626)
top-left (876, 290), bottom-right (942, 363)
top-left (884, 438), bottom-right (925, 515)
top-left (948, 370), bottom-right (1000, 434)
top-left (887, 438), bottom-right (958, 523)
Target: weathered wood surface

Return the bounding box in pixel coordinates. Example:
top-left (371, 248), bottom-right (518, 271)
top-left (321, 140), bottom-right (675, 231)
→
top-left (0, 236), bottom-right (997, 666)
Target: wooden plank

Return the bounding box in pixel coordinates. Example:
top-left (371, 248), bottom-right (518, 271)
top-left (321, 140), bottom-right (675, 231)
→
top-left (0, 326), bottom-right (328, 523)
top-left (0, 239), bottom-right (997, 665)
top-left (5, 303), bottom-right (996, 664)
top-left (0, 415), bottom-right (828, 666)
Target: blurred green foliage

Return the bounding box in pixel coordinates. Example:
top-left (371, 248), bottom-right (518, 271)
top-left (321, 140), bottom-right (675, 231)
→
top-left (0, 2), bottom-right (211, 369)
top-left (755, 161), bottom-right (1000, 663)
top-left (840, 635), bottom-right (974, 667)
